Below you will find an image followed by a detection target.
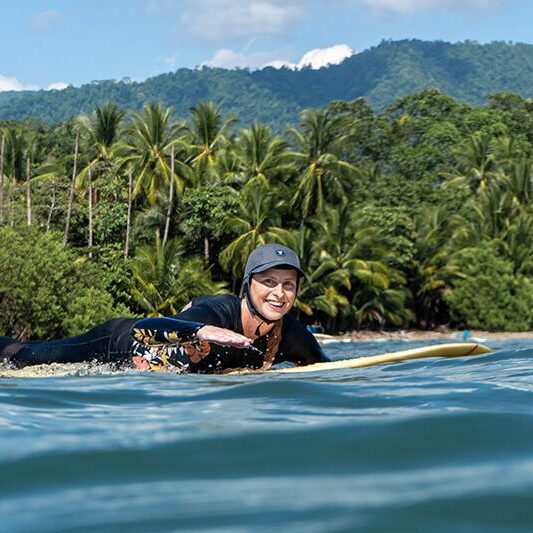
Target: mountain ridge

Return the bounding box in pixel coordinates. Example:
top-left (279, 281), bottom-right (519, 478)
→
top-left (0, 39), bottom-right (531, 128)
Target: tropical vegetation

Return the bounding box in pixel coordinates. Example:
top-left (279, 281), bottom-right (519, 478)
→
top-left (0, 88), bottom-right (532, 339)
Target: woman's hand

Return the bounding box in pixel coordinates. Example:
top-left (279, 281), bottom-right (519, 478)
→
top-left (196, 325), bottom-right (254, 349)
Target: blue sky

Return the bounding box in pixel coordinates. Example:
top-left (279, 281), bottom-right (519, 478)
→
top-left (0, 0), bottom-right (531, 91)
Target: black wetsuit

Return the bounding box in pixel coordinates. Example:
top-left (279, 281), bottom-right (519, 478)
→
top-left (0, 295), bottom-right (327, 372)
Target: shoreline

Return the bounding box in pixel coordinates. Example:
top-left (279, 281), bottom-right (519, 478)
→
top-left (314, 329), bottom-right (533, 343)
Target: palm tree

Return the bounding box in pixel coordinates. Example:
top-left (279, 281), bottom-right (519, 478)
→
top-left (124, 168), bottom-right (133, 259)
top-left (413, 206), bottom-right (465, 327)
top-left (187, 101), bottom-right (236, 187)
top-left (352, 265), bottom-right (413, 329)
top-left (504, 155), bottom-right (532, 206)
top-left (271, 225), bottom-right (351, 319)
top-left (64, 129), bottom-right (80, 244)
top-left (312, 202), bottom-right (412, 328)
top-left (2, 125), bottom-right (26, 184)
top-left (162, 146), bottom-right (175, 247)
top-left (75, 102), bottom-right (127, 190)
top-left (452, 185), bottom-right (515, 247)
top-left (446, 133), bottom-right (499, 192)
top-left (87, 164), bottom-right (93, 257)
top-left (0, 133), bottom-right (5, 224)
top-left (287, 108), bottom-right (361, 218)
top-left (233, 123), bottom-right (289, 188)
top-left (124, 102), bottom-right (190, 206)
top-left (130, 236), bottom-right (226, 316)
top-left (500, 212), bottom-right (533, 275)
top-left (2, 125), bottom-right (39, 226)
top-left (219, 184), bottom-right (283, 276)
top-left (270, 203), bottom-right (410, 329)
top-left (73, 103), bottom-right (131, 253)
top-left (25, 157), bottom-right (32, 225)
top-left (22, 153), bottom-right (66, 232)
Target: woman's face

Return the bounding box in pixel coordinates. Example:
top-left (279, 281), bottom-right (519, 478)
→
top-left (250, 268), bottom-right (298, 321)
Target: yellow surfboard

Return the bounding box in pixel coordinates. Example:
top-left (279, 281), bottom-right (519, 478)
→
top-left (0, 343), bottom-right (491, 378)
top-left (270, 343), bottom-right (491, 374)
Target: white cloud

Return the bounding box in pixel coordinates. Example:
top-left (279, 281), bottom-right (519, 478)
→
top-left (47, 82), bottom-right (69, 91)
top-left (0, 74), bottom-right (70, 92)
top-left (353, 0), bottom-right (505, 15)
top-left (31, 10), bottom-right (62, 32)
top-left (202, 48), bottom-right (281, 69)
top-left (292, 44), bottom-right (355, 69)
top-left (265, 44), bottom-right (355, 70)
top-left (0, 74), bottom-right (38, 92)
top-left (150, 0), bottom-right (305, 43)
top-left (203, 44), bottom-right (355, 70)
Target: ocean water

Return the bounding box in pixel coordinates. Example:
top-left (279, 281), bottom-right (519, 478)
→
top-left (1, 339), bottom-right (532, 532)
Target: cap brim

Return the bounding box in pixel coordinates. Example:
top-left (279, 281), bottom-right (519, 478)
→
top-left (249, 261), bottom-right (304, 276)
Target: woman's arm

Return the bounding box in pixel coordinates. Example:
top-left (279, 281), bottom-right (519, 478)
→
top-left (131, 317), bottom-right (203, 346)
top-left (131, 317), bottom-right (253, 348)
top-left (130, 313), bottom-right (255, 372)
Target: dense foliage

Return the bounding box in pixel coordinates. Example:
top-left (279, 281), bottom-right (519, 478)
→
top-left (0, 227), bottom-right (132, 338)
top-left (0, 88), bottom-right (532, 338)
top-left (0, 40), bottom-right (532, 129)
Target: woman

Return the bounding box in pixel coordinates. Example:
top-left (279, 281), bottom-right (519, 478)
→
top-left (1, 244), bottom-right (327, 372)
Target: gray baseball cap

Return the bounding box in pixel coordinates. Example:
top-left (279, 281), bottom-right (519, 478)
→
top-left (243, 243), bottom-right (303, 279)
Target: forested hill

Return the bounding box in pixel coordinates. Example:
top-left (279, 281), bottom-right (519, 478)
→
top-left (1, 39), bottom-right (532, 128)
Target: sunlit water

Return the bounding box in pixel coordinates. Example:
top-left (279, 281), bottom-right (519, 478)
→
top-left (1, 339), bottom-right (532, 532)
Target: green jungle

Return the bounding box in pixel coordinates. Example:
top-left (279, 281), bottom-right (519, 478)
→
top-left (1, 88), bottom-right (532, 338)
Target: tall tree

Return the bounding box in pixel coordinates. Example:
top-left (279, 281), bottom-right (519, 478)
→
top-left (131, 236), bottom-right (226, 316)
top-left (124, 102), bottom-right (189, 206)
top-left (25, 157), bottom-right (32, 225)
top-left (64, 129), bottom-right (80, 245)
top-left (124, 169), bottom-right (133, 259)
top-left (288, 108), bottom-right (361, 218)
top-left (75, 102), bottom-right (127, 191)
top-left (446, 133), bottom-right (499, 191)
top-left (87, 164), bottom-right (93, 258)
top-left (162, 146), bottom-right (175, 248)
top-left (187, 101), bottom-right (236, 187)
top-left (413, 206), bottom-right (464, 327)
top-left (219, 184), bottom-right (282, 276)
top-left (233, 123), bottom-right (289, 188)
top-left (0, 133), bottom-right (4, 225)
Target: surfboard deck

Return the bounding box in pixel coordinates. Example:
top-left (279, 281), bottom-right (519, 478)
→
top-left (269, 343), bottom-right (491, 374)
top-left (0, 343), bottom-right (491, 378)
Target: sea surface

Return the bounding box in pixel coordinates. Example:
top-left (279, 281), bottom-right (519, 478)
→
top-left (1, 339), bottom-right (532, 532)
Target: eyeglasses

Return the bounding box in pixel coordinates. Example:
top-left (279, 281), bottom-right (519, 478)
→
top-left (252, 276), bottom-right (297, 292)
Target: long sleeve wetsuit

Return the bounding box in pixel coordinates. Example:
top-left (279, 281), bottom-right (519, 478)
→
top-left (0, 295), bottom-right (327, 372)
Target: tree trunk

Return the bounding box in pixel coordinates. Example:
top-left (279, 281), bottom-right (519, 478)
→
top-left (46, 184), bottom-right (56, 232)
top-left (204, 234), bottom-right (210, 264)
top-left (88, 164), bottom-right (93, 259)
top-left (26, 157), bottom-right (32, 226)
top-left (124, 169), bottom-right (133, 260)
top-left (163, 146), bottom-right (175, 248)
top-left (63, 129), bottom-right (80, 245)
top-left (8, 186), bottom-right (13, 226)
top-left (0, 134), bottom-right (4, 225)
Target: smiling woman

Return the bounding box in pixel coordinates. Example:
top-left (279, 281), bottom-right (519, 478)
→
top-left (130, 243), bottom-right (327, 372)
top-left (249, 268), bottom-right (298, 321)
top-left (1, 244), bottom-right (328, 373)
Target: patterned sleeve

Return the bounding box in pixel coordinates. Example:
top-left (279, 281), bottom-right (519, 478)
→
top-left (131, 317), bottom-right (204, 345)
top-left (129, 317), bottom-right (209, 372)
